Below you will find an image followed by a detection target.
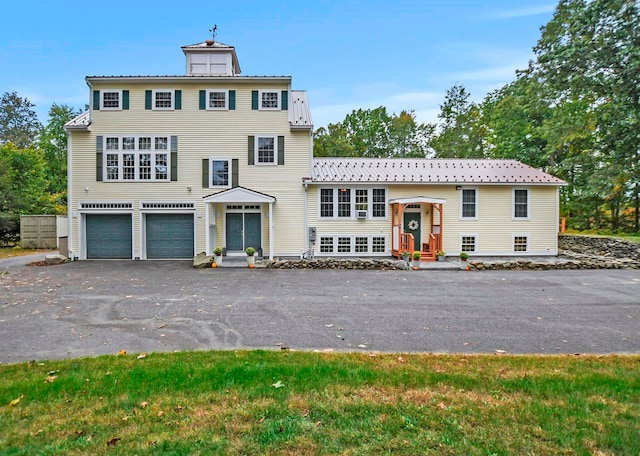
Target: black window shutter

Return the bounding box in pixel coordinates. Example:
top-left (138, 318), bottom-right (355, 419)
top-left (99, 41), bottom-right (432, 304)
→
top-left (251, 90), bottom-right (258, 110)
top-left (281, 90), bottom-right (288, 110)
top-left (93, 90), bottom-right (100, 110)
top-left (170, 136), bottom-right (178, 181)
top-left (202, 159), bottom-right (209, 188)
top-left (232, 159), bottom-right (239, 188)
top-left (277, 136), bottom-right (285, 165)
top-left (248, 136), bottom-right (255, 165)
top-left (174, 90), bottom-right (182, 110)
top-left (229, 90), bottom-right (236, 110)
top-left (122, 90), bottom-right (129, 110)
top-left (96, 136), bottom-right (103, 181)
top-left (145, 90), bottom-right (152, 110)
top-left (199, 90), bottom-right (206, 110)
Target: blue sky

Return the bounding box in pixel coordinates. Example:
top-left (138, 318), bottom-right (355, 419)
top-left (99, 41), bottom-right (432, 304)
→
top-left (0, 0), bottom-right (555, 128)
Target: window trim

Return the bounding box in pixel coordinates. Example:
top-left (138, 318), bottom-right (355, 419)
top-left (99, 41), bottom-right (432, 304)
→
top-left (317, 234), bottom-right (388, 256)
top-left (512, 187), bottom-right (530, 220)
top-left (255, 135), bottom-right (277, 165)
top-left (460, 187), bottom-right (478, 220)
top-left (103, 135), bottom-right (171, 182)
top-left (206, 89), bottom-right (229, 110)
top-left (152, 89), bottom-right (175, 110)
top-left (318, 187), bottom-right (387, 219)
top-left (208, 157), bottom-right (232, 188)
top-left (101, 90), bottom-right (122, 110)
top-left (460, 234), bottom-right (478, 253)
top-left (259, 90), bottom-right (280, 110)
top-left (512, 233), bottom-right (529, 253)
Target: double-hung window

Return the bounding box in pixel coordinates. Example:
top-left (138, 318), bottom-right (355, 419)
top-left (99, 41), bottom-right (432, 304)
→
top-left (154, 90), bottom-right (174, 109)
top-left (101, 91), bottom-right (121, 109)
top-left (103, 135), bottom-right (170, 181)
top-left (319, 188), bottom-right (386, 219)
top-left (513, 188), bottom-right (529, 219)
top-left (513, 235), bottom-right (528, 252)
top-left (257, 136), bottom-right (276, 164)
top-left (208, 90), bottom-right (227, 109)
top-left (461, 235), bottom-right (477, 252)
top-left (260, 90), bottom-right (279, 109)
top-left (210, 159), bottom-right (230, 187)
top-left (461, 188), bottom-right (477, 219)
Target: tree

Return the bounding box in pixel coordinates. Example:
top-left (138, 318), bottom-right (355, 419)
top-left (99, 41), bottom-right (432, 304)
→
top-left (0, 92), bottom-right (42, 149)
top-left (39, 103), bottom-right (82, 194)
top-left (314, 107), bottom-right (431, 158)
top-left (532, 0), bottom-right (640, 230)
top-left (429, 84), bottom-right (486, 158)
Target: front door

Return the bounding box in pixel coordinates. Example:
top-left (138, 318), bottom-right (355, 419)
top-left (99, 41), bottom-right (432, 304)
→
top-left (225, 212), bottom-right (261, 253)
top-left (403, 212), bottom-right (421, 251)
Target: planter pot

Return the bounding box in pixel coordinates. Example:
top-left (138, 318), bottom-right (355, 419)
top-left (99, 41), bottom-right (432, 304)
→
top-left (214, 254), bottom-right (223, 265)
top-left (402, 254), bottom-right (410, 262)
top-left (411, 260), bottom-right (420, 269)
top-left (459, 260), bottom-right (468, 270)
top-left (247, 255), bottom-right (255, 267)
top-left (437, 255), bottom-right (445, 262)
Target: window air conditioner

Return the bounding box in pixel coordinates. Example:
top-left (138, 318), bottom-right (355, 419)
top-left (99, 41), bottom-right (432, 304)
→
top-left (356, 210), bottom-right (367, 219)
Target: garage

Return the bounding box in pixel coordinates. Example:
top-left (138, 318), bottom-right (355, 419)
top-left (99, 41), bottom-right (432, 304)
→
top-left (145, 214), bottom-right (194, 259)
top-left (85, 214), bottom-right (133, 259)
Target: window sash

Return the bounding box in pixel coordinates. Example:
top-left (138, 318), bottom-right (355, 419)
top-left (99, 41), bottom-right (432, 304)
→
top-left (320, 188), bottom-right (386, 218)
top-left (461, 235), bottom-right (476, 252)
top-left (320, 189), bottom-right (334, 217)
top-left (514, 236), bottom-right (528, 252)
top-left (514, 189), bottom-right (529, 218)
top-left (355, 189), bottom-right (368, 212)
top-left (208, 90), bottom-right (227, 109)
top-left (337, 189), bottom-right (351, 217)
top-left (462, 189), bottom-right (476, 218)
top-left (372, 189), bottom-right (386, 217)
top-left (102, 91), bottom-right (120, 109)
top-left (211, 160), bottom-right (230, 187)
top-left (154, 91), bottom-right (173, 109)
top-left (257, 136), bottom-right (275, 164)
top-left (260, 91), bottom-right (279, 109)
top-left (318, 235), bottom-right (387, 255)
top-left (103, 136), bottom-right (170, 181)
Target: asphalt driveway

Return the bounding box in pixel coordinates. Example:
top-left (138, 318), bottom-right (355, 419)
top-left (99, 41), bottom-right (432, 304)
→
top-left (1, 255), bottom-right (638, 363)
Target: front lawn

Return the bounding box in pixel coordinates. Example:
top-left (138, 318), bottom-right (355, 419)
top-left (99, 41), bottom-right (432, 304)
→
top-left (1, 351), bottom-right (638, 455)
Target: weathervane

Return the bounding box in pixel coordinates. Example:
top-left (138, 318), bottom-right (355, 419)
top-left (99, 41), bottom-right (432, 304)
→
top-left (209, 25), bottom-right (218, 42)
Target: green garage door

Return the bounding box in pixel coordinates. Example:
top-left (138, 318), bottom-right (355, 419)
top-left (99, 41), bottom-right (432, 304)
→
top-left (86, 214), bottom-right (132, 259)
top-left (146, 214), bottom-right (194, 259)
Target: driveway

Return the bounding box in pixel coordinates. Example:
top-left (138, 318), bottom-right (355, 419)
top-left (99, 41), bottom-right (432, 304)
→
top-left (1, 256), bottom-right (639, 363)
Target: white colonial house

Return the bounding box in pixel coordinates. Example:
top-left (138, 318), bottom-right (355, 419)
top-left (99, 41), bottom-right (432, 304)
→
top-left (65, 40), bottom-right (565, 261)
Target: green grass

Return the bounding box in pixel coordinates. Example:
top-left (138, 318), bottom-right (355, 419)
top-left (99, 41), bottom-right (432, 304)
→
top-left (1, 351), bottom-right (638, 455)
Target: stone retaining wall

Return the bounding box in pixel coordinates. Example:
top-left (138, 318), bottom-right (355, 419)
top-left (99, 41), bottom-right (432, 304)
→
top-left (267, 258), bottom-right (408, 270)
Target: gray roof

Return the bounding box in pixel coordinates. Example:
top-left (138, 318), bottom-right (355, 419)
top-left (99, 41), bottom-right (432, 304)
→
top-left (311, 158), bottom-right (566, 185)
top-left (289, 91), bottom-right (313, 130)
top-left (64, 111), bottom-right (91, 130)
top-left (181, 40), bottom-right (235, 49)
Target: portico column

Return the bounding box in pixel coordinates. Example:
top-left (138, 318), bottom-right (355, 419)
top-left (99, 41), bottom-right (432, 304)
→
top-left (269, 202), bottom-right (274, 260)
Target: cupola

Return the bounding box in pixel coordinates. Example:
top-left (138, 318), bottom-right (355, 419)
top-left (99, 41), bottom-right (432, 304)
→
top-left (181, 40), bottom-right (241, 76)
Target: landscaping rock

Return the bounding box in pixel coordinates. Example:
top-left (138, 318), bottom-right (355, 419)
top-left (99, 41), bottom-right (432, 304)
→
top-left (44, 254), bottom-right (67, 265)
top-left (193, 252), bottom-right (213, 269)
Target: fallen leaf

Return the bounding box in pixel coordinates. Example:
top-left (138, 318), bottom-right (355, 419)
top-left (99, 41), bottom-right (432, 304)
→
top-left (9, 395), bottom-right (23, 407)
top-left (437, 402), bottom-right (447, 410)
top-left (137, 353), bottom-right (147, 360)
top-left (45, 376), bottom-right (57, 383)
top-left (397, 356), bottom-right (405, 363)
top-left (324, 324), bottom-right (334, 328)
top-left (140, 401), bottom-right (148, 408)
top-left (495, 349), bottom-right (506, 355)
top-left (157, 411), bottom-right (164, 417)
top-left (118, 350), bottom-right (127, 356)
top-left (357, 344), bottom-right (367, 348)
top-left (272, 380), bottom-right (284, 389)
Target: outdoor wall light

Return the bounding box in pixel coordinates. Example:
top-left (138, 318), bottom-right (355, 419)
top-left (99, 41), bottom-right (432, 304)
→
top-left (187, 186), bottom-right (192, 192)
top-left (84, 187), bottom-right (90, 192)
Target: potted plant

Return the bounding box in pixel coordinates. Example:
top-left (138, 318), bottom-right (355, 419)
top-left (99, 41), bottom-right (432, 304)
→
top-left (213, 247), bottom-right (223, 265)
top-left (459, 252), bottom-right (469, 270)
top-left (401, 251), bottom-right (410, 262)
top-left (411, 251), bottom-right (421, 270)
top-left (245, 246), bottom-right (256, 267)
top-left (436, 250), bottom-right (446, 262)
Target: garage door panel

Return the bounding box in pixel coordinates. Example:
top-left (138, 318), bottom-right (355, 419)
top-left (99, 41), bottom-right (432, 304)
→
top-left (146, 214), bottom-right (194, 259)
top-left (86, 214), bottom-right (132, 259)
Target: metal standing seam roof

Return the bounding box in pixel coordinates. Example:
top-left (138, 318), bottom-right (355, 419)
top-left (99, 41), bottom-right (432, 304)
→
top-left (64, 111), bottom-right (91, 129)
top-left (289, 91), bottom-right (313, 129)
top-left (311, 158), bottom-right (566, 185)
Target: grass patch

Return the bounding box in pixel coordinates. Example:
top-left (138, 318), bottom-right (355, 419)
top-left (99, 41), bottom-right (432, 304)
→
top-left (1, 351), bottom-right (638, 455)
top-left (0, 247), bottom-right (52, 259)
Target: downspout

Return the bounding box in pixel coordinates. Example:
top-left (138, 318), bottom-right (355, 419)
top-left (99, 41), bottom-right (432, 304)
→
top-left (66, 130), bottom-right (73, 260)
